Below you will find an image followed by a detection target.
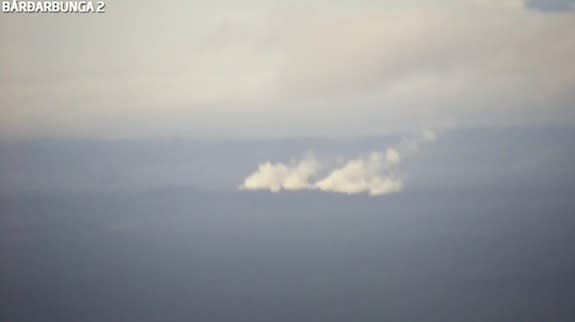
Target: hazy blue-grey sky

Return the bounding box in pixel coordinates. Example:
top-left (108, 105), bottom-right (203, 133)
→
top-left (1, 0), bottom-right (574, 138)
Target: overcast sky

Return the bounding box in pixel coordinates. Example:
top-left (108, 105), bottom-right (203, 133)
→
top-left (1, 0), bottom-right (574, 139)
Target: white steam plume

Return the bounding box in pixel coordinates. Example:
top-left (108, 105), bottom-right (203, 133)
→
top-left (239, 156), bottom-right (320, 192)
top-left (315, 149), bottom-right (403, 196)
top-left (239, 129), bottom-right (437, 196)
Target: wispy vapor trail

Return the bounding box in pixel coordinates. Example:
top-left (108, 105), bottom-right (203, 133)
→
top-left (239, 130), bottom-right (436, 196)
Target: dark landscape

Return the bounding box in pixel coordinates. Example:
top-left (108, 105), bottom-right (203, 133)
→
top-left (1, 128), bottom-right (575, 322)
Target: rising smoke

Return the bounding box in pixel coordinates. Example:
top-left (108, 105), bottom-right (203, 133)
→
top-left (239, 130), bottom-right (436, 196)
top-left (314, 150), bottom-right (403, 196)
top-left (240, 156), bottom-right (320, 192)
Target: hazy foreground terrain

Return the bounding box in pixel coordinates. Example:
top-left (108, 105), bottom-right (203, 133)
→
top-left (1, 127), bottom-right (575, 321)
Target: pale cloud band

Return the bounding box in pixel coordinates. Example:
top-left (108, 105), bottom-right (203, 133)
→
top-left (1, 0), bottom-right (574, 138)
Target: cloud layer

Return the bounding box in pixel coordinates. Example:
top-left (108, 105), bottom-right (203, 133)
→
top-left (240, 130), bottom-right (436, 196)
top-left (1, 1), bottom-right (574, 138)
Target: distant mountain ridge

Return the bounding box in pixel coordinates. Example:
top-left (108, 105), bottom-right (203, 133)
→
top-left (1, 126), bottom-right (574, 194)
